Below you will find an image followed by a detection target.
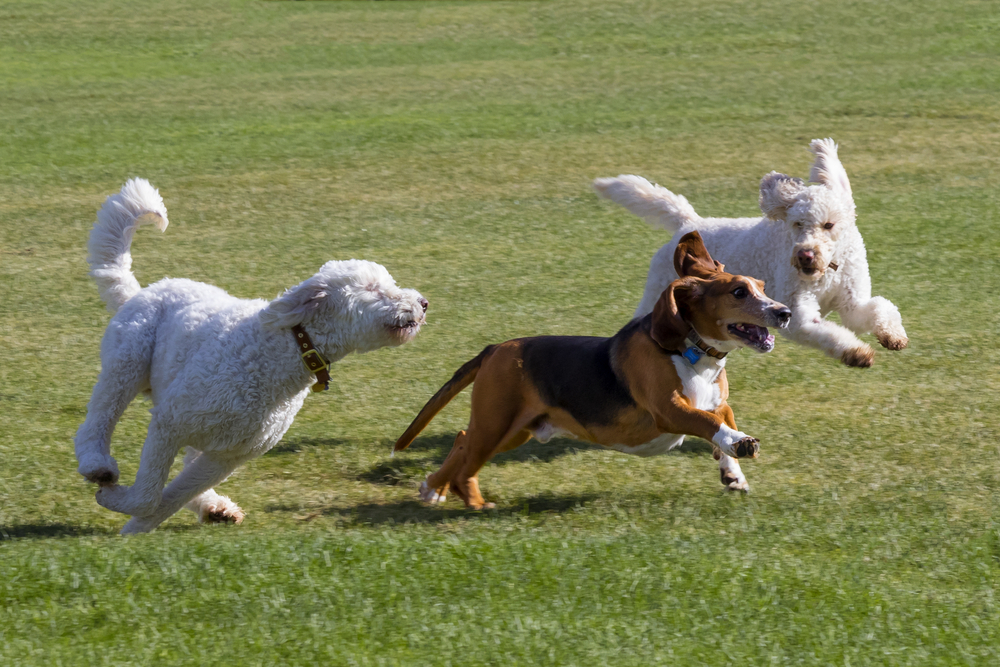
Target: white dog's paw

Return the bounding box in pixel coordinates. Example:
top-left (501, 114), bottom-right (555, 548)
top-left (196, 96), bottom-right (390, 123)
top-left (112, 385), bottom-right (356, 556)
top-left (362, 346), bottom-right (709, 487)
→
top-left (198, 495), bottom-right (245, 525)
top-left (78, 453), bottom-right (119, 486)
top-left (876, 326), bottom-right (908, 351)
top-left (419, 480), bottom-right (447, 504)
top-left (841, 343), bottom-right (875, 367)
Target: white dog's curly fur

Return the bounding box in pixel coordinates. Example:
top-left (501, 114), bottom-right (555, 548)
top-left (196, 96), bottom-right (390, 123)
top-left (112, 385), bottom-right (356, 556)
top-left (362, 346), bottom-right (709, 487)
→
top-left (75, 178), bottom-right (427, 534)
top-left (595, 138), bottom-right (908, 369)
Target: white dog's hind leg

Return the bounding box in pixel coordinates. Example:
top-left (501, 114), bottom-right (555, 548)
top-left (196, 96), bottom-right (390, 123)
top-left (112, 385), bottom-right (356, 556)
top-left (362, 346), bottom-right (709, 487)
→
top-left (121, 452), bottom-right (245, 534)
top-left (840, 297), bottom-right (908, 351)
top-left (75, 363), bottom-right (151, 485)
top-left (784, 296), bottom-right (875, 367)
top-left (95, 419), bottom-right (178, 517)
top-left (179, 448), bottom-right (245, 524)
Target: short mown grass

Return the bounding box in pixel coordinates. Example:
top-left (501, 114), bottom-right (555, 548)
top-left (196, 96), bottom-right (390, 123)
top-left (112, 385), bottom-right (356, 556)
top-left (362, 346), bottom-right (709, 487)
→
top-left (1, 0), bottom-right (998, 664)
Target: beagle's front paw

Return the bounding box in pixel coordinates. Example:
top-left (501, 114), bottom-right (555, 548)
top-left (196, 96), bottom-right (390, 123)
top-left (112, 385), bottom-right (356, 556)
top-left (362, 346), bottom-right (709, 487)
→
top-left (732, 437), bottom-right (759, 459)
top-left (712, 426), bottom-right (760, 460)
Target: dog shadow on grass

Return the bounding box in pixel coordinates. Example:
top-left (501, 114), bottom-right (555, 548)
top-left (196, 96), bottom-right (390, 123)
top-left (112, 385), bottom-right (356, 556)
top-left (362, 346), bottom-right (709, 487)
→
top-left (266, 492), bottom-right (599, 526)
top-left (0, 523), bottom-right (104, 541)
top-left (357, 435), bottom-right (598, 487)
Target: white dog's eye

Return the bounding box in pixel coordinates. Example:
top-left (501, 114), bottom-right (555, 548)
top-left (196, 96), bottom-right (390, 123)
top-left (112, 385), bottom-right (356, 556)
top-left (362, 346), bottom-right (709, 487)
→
top-left (824, 222), bottom-right (834, 230)
top-left (793, 222), bottom-right (802, 229)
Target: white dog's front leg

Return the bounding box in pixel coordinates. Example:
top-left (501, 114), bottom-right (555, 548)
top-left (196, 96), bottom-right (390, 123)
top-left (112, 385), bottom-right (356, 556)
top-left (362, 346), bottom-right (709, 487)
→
top-left (180, 449), bottom-right (245, 525)
top-left (785, 296), bottom-right (874, 367)
top-left (840, 296), bottom-right (908, 351)
top-left (121, 452), bottom-right (246, 534)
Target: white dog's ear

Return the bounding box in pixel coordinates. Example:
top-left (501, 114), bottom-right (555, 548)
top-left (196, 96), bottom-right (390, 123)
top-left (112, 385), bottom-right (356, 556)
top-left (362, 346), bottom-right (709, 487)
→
top-left (759, 172), bottom-right (805, 221)
top-left (809, 138), bottom-right (852, 199)
top-left (259, 279), bottom-right (330, 329)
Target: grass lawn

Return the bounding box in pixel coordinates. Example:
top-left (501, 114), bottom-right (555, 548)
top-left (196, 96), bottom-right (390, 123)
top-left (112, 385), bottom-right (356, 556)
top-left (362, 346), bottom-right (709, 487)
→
top-left (1, 0), bottom-right (998, 663)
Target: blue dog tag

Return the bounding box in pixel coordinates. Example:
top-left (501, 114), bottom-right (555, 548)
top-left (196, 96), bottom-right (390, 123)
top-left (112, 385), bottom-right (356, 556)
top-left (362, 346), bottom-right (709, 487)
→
top-left (682, 347), bottom-right (702, 365)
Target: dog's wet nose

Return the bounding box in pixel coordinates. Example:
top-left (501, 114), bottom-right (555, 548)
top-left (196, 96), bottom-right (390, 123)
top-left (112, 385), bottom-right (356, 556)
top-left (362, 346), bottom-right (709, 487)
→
top-left (774, 307), bottom-right (792, 326)
top-left (797, 249), bottom-right (815, 263)
top-left (419, 298), bottom-right (429, 313)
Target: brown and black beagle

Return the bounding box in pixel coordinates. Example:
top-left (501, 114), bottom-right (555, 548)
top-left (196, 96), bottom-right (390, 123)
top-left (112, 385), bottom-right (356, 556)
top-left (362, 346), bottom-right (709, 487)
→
top-left (394, 231), bottom-right (791, 508)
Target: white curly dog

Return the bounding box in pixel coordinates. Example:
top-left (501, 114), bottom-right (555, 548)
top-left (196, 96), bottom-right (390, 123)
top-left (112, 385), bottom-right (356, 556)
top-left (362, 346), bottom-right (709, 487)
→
top-left (594, 138), bottom-right (908, 368)
top-left (75, 179), bottom-right (428, 534)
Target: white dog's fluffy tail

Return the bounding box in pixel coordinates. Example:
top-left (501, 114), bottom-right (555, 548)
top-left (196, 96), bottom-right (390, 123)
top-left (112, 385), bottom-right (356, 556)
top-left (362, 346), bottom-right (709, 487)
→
top-left (87, 178), bottom-right (169, 313)
top-left (593, 175), bottom-right (700, 233)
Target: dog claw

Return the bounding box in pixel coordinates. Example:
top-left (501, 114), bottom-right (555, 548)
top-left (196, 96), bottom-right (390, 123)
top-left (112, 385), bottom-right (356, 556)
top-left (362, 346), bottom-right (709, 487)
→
top-left (733, 437), bottom-right (759, 459)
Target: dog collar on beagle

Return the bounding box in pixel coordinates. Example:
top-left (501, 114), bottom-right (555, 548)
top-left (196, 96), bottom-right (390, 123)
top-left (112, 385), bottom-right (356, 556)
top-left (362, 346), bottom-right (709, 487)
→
top-left (291, 324), bottom-right (330, 392)
top-left (681, 329), bottom-right (728, 364)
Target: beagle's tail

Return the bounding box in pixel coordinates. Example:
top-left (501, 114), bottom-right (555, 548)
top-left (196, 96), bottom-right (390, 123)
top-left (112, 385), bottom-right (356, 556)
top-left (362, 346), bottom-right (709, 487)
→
top-left (593, 174), bottom-right (700, 233)
top-left (87, 178), bottom-right (169, 313)
top-left (393, 346), bottom-right (495, 453)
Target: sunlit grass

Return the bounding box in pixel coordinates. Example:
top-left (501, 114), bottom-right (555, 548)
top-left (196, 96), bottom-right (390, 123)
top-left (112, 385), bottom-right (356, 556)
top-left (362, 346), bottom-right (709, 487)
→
top-left (1, 0), bottom-right (998, 663)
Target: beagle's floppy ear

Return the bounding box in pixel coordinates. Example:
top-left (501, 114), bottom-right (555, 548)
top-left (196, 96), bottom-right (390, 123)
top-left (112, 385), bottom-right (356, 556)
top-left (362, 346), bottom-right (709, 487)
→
top-left (673, 230), bottom-right (724, 278)
top-left (650, 278), bottom-right (699, 351)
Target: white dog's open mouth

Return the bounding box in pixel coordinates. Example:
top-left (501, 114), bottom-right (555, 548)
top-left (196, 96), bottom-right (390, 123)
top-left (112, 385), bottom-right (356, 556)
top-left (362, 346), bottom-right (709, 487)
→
top-left (728, 323), bottom-right (775, 353)
top-left (389, 320), bottom-right (422, 341)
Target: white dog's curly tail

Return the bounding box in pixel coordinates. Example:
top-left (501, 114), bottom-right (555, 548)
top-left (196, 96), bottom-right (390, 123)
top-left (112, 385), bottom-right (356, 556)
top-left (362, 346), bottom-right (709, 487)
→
top-left (593, 174), bottom-right (700, 233)
top-left (87, 178), bottom-right (169, 313)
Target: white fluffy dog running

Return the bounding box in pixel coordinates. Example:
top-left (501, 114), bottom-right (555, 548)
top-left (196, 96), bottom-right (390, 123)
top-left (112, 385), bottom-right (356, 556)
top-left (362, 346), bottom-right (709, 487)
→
top-left (75, 179), bottom-right (428, 534)
top-left (594, 139), bottom-right (908, 368)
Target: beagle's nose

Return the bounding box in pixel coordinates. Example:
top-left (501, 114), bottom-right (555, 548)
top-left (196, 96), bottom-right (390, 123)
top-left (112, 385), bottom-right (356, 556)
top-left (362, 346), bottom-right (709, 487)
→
top-left (419, 298), bottom-right (429, 312)
top-left (774, 307), bottom-right (792, 326)
top-left (797, 249), bottom-right (815, 263)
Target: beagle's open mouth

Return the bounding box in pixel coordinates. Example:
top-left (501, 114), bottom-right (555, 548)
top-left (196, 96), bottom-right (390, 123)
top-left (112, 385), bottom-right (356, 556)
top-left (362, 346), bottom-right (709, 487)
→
top-left (728, 323), bottom-right (775, 353)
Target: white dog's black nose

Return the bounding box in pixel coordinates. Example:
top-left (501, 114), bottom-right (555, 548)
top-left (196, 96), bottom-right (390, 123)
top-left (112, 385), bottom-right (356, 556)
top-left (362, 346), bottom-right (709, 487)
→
top-left (419, 298), bottom-right (429, 312)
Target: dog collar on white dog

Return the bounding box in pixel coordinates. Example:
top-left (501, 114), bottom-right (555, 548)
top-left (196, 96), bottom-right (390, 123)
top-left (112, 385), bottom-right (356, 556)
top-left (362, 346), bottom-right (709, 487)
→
top-left (681, 330), bottom-right (727, 364)
top-left (291, 324), bottom-right (331, 392)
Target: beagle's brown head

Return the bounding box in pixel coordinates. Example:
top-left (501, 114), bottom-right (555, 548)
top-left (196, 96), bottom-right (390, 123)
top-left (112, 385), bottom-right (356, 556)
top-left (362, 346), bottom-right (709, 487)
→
top-left (651, 231), bottom-right (791, 354)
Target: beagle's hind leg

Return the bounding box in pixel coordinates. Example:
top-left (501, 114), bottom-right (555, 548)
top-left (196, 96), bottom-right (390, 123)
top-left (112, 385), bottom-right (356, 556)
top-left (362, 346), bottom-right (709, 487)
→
top-left (447, 423), bottom-right (533, 510)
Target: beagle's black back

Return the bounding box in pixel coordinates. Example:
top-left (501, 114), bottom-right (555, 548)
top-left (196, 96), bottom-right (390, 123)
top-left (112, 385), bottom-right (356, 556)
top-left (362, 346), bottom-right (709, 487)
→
top-left (519, 318), bottom-right (647, 427)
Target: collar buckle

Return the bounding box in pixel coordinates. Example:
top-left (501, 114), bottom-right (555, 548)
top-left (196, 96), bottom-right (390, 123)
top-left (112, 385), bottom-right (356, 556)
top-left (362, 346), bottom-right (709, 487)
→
top-left (292, 324), bottom-right (330, 392)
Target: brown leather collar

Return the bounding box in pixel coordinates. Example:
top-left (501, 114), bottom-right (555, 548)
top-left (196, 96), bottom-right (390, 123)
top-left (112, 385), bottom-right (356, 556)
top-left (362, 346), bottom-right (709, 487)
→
top-left (684, 330), bottom-right (728, 360)
top-left (291, 324), bottom-right (330, 392)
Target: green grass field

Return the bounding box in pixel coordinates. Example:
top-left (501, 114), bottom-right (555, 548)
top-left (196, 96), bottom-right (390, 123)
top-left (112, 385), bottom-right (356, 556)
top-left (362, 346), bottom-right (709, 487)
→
top-left (2, 0), bottom-right (998, 663)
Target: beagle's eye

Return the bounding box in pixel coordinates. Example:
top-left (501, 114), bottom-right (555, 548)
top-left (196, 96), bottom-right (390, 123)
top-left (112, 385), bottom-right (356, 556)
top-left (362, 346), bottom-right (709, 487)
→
top-left (824, 222), bottom-right (835, 230)
top-left (732, 287), bottom-right (748, 299)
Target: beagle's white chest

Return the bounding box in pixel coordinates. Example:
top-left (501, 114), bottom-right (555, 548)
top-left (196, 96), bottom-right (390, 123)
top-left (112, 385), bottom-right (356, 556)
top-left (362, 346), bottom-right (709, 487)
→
top-left (671, 354), bottom-right (725, 411)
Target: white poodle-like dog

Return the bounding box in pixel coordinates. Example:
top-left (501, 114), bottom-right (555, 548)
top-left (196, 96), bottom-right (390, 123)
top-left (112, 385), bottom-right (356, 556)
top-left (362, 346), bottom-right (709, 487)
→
top-left (75, 179), bottom-right (428, 534)
top-left (594, 138), bottom-right (908, 368)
